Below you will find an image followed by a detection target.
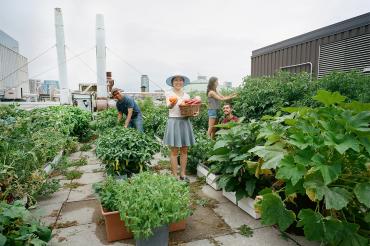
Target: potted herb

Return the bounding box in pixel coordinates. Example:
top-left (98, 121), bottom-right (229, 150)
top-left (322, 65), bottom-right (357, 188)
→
top-left (117, 172), bottom-right (191, 246)
top-left (94, 175), bottom-right (189, 243)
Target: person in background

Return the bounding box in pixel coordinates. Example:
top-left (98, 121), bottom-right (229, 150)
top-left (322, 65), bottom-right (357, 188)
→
top-left (221, 103), bottom-right (239, 124)
top-left (207, 77), bottom-right (237, 138)
top-left (111, 87), bottom-right (143, 132)
top-left (163, 74), bottom-right (195, 182)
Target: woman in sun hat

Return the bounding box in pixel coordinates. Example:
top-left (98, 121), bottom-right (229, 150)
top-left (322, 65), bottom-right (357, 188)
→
top-left (163, 73), bottom-right (195, 182)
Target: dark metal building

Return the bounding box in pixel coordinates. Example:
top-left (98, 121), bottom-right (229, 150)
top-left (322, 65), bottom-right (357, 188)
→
top-left (251, 12), bottom-right (370, 78)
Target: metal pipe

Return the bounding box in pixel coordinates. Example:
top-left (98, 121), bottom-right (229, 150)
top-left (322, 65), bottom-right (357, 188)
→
top-left (54, 8), bottom-right (70, 104)
top-left (96, 14), bottom-right (107, 98)
top-left (280, 62), bottom-right (313, 80)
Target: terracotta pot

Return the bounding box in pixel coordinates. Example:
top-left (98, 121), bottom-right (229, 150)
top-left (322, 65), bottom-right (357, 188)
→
top-left (169, 219), bottom-right (186, 232)
top-left (101, 205), bottom-right (133, 242)
top-left (101, 205), bottom-right (186, 242)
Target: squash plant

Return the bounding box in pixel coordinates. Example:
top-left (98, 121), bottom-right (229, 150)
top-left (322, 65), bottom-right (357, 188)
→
top-left (95, 127), bottom-right (160, 176)
top-left (0, 201), bottom-right (52, 245)
top-left (208, 120), bottom-right (274, 201)
top-left (117, 172), bottom-right (191, 239)
top-left (250, 90), bottom-right (370, 245)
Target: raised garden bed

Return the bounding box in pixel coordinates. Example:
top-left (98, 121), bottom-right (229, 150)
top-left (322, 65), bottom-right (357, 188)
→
top-left (222, 189), bottom-right (237, 205)
top-left (196, 164), bottom-right (220, 190)
top-left (237, 197), bottom-right (261, 219)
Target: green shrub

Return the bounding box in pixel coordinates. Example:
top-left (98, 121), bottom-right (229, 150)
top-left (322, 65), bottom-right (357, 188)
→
top-left (117, 172), bottom-right (191, 239)
top-left (187, 131), bottom-right (214, 174)
top-left (0, 201), bottom-right (52, 245)
top-left (318, 70), bottom-right (370, 102)
top-left (95, 127), bottom-right (160, 176)
top-left (93, 176), bottom-right (122, 212)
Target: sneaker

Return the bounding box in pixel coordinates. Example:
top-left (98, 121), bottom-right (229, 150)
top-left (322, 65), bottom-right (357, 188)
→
top-left (180, 176), bottom-right (190, 183)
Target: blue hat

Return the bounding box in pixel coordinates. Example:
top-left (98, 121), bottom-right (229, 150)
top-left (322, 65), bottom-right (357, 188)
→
top-left (165, 74), bottom-right (190, 87)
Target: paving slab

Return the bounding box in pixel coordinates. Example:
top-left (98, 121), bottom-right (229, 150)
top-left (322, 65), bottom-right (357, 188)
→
top-left (38, 189), bottom-right (70, 206)
top-left (214, 229), bottom-right (298, 246)
top-left (213, 202), bottom-right (261, 230)
top-left (67, 184), bottom-right (96, 202)
top-left (77, 164), bottom-right (104, 173)
top-left (288, 234), bottom-right (320, 246)
top-left (74, 172), bottom-right (105, 185)
top-left (33, 202), bottom-right (63, 218)
top-left (50, 223), bottom-right (133, 246)
top-left (201, 185), bottom-right (228, 204)
top-left (58, 199), bottom-right (100, 225)
top-left (68, 151), bottom-right (82, 161)
top-left (178, 239), bottom-right (214, 246)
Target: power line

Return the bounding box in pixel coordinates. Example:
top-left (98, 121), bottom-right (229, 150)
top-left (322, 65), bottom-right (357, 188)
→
top-left (106, 47), bottom-right (165, 91)
top-left (4, 46), bottom-right (96, 90)
top-left (0, 44), bottom-right (56, 83)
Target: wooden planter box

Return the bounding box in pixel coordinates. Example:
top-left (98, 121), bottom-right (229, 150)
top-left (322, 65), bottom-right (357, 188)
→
top-left (237, 197), bottom-right (261, 219)
top-left (101, 205), bottom-right (186, 242)
top-left (222, 189), bottom-right (238, 205)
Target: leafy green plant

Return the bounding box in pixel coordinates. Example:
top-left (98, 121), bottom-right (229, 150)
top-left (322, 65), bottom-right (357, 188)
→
top-left (64, 170), bottom-right (83, 180)
top-left (0, 201), bottom-right (52, 245)
top-left (80, 143), bottom-right (93, 151)
top-left (250, 90), bottom-right (370, 245)
top-left (233, 71), bottom-right (314, 120)
top-left (92, 108), bottom-right (121, 134)
top-left (208, 120), bottom-right (273, 201)
top-left (117, 172), bottom-right (191, 239)
top-left (69, 157), bottom-right (88, 167)
top-left (187, 130), bottom-right (215, 174)
top-left (95, 127), bottom-right (160, 176)
top-left (93, 176), bottom-right (122, 212)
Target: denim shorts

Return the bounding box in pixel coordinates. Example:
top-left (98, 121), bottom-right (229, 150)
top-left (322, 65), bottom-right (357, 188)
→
top-left (208, 109), bottom-right (217, 119)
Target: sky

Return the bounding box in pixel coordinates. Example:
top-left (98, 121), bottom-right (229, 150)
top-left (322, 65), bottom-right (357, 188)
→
top-left (0, 0), bottom-right (369, 92)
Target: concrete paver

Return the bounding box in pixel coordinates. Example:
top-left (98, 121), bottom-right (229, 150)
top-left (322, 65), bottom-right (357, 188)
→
top-left (74, 172), bottom-right (105, 185)
top-left (38, 189), bottom-right (70, 206)
top-left (67, 184), bottom-right (95, 202)
top-left (214, 230), bottom-right (297, 246)
top-left (179, 239), bottom-right (214, 246)
top-left (213, 202), bottom-right (261, 230)
top-left (77, 164), bottom-right (103, 173)
top-left (201, 185), bottom-right (228, 204)
top-left (58, 199), bottom-right (100, 225)
top-left (50, 223), bottom-right (134, 246)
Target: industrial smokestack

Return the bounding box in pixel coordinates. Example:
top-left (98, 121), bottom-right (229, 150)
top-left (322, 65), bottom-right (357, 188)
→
top-left (96, 14), bottom-right (107, 98)
top-left (54, 8), bottom-right (70, 104)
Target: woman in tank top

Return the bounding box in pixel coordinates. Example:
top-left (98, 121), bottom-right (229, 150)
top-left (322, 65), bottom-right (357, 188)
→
top-left (207, 77), bottom-right (237, 138)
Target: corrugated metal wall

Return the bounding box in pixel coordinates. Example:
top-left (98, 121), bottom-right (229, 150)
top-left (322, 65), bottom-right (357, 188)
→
top-left (251, 23), bottom-right (370, 78)
top-left (0, 43), bottom-right (28, 90)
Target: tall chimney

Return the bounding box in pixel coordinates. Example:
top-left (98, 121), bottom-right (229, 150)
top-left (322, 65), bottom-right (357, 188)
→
top-left (96, 14), bottom-right (107, 98)
top-left (54, 8), bottom-right (70, 104)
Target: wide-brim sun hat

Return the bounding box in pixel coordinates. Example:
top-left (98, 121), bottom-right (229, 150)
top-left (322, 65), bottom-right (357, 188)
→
top-left (166, 74), bottom-right (190, 87)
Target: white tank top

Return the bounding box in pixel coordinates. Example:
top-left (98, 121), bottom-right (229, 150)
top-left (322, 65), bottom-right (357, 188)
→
top-left (165, 90), bottom-right (190, 117)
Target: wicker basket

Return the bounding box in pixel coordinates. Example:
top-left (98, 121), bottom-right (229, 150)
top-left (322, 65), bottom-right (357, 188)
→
top-left (179, 104), bottom-right (201, 117)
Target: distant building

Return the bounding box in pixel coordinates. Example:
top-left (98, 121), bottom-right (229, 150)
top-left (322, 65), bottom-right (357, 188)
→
top-left (0, 30), bottom-right (19, 52)
top-left (223, 81), bottom-right (233, 88)
top-left (184, 75), bottom-right (208, 93)
top-left (29, 79), bottom-right (41, 94)
top-left (0, 30), bottom-right (29, 100)
top-left (141, 75), bottom-right (149, 92)
top-left (39, 80), bottom-right (60, 94)
top-left (251, 12), bottom-right (370, 78)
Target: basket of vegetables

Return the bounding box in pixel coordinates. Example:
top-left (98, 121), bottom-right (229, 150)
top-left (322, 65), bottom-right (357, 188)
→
top-left (179, 96), bottom-right (202, 117)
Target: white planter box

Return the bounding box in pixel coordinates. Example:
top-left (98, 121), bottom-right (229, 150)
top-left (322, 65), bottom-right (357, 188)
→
top-left (206, 172), bottom-right (221, 190)
top-left (222, 189), bottom-right (238, 205)
top-left (43, 150), bottom-right (64, 175)
top-left (196, 163), bottom-right (209, 177)
top-left (238, 197), bottom-right (261, 219)
top-left (197, 163), bottom-right (221, 190)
